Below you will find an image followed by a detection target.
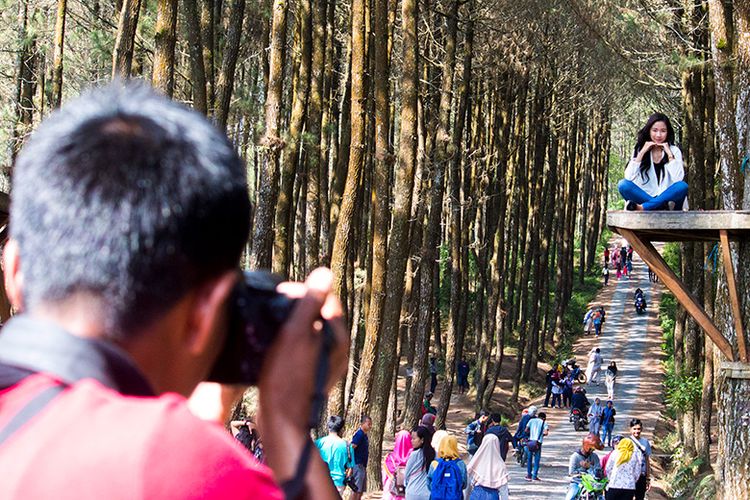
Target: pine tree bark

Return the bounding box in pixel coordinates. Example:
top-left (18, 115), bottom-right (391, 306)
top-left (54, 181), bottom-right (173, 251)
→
top-left (271, 3), bottom-right (309, 275)
top-left (183, 0), bottom-right (208, 113)
top-left (214, 0), bottom-right (246, 129)
top-left (331, 0), bottom-right (367, 421)
top-left (112, 0), bottom-right (142, 78)
top-left (50, 0), bottom-right (67, 108)
top-left (152, 0), bottom-right (178, 97)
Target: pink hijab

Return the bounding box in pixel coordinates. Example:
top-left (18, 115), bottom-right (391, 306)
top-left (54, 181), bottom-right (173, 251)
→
top-left (386, 430), bottom-right (414, 471)
top-left (383, 430), bottom-right (414, 499)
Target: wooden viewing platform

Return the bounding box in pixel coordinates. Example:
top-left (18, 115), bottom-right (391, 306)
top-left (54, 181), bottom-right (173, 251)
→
top-left (608, 210), bottom-right (750, 365)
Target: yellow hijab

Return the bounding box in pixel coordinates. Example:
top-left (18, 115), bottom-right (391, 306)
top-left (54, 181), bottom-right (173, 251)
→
top-left (615, 437), bottom-right (634, 466)
top-left (438, 435), bottom-right (460, 460)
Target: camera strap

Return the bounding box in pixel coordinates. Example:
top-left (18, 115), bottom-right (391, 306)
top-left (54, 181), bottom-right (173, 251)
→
top-left (280, 321), bottom-right (335, 500)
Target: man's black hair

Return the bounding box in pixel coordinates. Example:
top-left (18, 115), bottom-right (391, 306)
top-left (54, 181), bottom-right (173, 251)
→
top-left (490, 412), bottom-right (503, 424)
top-left (327, 415), bottom-right (345, 434)
top-left (11, 83), bottom-right (251, 340)
top-left (360, 415), bottom-right (372, 424)
top-left (478, 410), bottom-right (489, 418)
top-left (538, 412), bottom-right (547, 420)
top-left (630, 418), bottom-right (643, 428)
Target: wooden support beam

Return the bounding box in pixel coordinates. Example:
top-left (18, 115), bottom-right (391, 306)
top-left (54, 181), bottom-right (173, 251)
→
top-left (619, 228), bottom-right (736, 362)
top-left (720, 362), bottom-right (750, 380)
top-left (720, 230), bottom-right (748, 362)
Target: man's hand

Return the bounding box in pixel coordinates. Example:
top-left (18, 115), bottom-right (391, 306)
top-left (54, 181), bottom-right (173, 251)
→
top-left (256, 267), bottom-right (348, 496)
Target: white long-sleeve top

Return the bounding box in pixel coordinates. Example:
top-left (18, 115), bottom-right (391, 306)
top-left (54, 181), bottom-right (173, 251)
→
top-left (624, 145), bottom-right (687, 209)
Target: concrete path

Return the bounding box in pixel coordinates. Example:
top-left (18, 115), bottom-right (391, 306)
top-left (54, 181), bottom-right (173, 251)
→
top-left (505, 246), bottom-right (665, 499)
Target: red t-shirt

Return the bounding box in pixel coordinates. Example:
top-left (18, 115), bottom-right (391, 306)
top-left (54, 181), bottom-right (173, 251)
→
top-left (0, 374), bottom-right (282, 499)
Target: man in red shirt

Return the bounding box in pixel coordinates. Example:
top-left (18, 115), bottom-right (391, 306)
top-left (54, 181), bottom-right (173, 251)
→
top-left (0, 83), bottom-right (348, 498)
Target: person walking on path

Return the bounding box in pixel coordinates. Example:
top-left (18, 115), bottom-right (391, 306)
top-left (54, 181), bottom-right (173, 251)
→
top-left (513, 406), bottom-right (537, 448)
top-left (465, 411), bottom-right (490, 456)
top-left (604, 247), bottom-right (610, 265)
top-left (593, 309), bottom-right (604, 338)
top-left (543, 368), bottom-right (556, 407)
top-left (551, 377), bottom-right (563, 409)
top-left (457, 358), bottom-right (470, 394)
top-left (562, 373), bottom-right (574, 408)
top-left (565, 434), bottom-right (604, 500)
top-left (383, 430), bottom-right (413, 500)
top-left (430, 357), bottom-right (439, 393)
top-left (618, 112), bottom-right (688, 211)
top-left (586, 348), bottom-right (604, 385)
top-left (315, 415), bottom-right (351, 495)
top-left (601, 401), bottom-right (617, 448)
top-left (603, 265), bottom-right (610, 286)
top-left (588, 397), bottom-right (604, 435)
top-left (350, 415), bottom-right (372, 500)
top-left (404, 426), bottom-right (435, 500)
top-left (467, 434), bottom-right (510, 500)
top-left (524, 411), bottom-right (549, 482)
top-left (485, 413), bottom-right (514, 461)
top-left (601, 435), bottom-right (624, 474)
top-left (605, 361), bottom-right (618, 400)
top-left (628, 419), bottom-right (652, 500)
top-left (428, 435), bottom-right (467, 500)
top-left (604, 437), bottom-right (643, 499)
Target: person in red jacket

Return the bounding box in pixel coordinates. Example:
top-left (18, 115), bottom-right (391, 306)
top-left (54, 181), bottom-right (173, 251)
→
top-left (0, 83), bottom-right (348, 499)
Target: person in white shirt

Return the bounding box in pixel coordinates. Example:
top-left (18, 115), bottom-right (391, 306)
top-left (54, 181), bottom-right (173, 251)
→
top-left (618, 113), bottom-right (688, 211)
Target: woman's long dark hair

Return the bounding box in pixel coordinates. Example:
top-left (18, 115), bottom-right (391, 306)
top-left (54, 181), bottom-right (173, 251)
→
top-left (412, 425), bottom-right (436, 471)
top-left (633, 113), bottom-right (676, 183)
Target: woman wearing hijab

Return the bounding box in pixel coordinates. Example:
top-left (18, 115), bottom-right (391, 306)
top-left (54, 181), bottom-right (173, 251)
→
top-left (405, 426), bottom-right (435, 500)
top-left (428, 435), bottom-right (466, 499)
top-left (467, 434), bottom-right (510, 500)
top-left (383, 430), bottom-right (414, 499)
top-left (421, 413), bottom-right (437, 435)
top-left (604, 437), bottom-right (643, 499)
top-left (431, 429), bottom-right (448, 451)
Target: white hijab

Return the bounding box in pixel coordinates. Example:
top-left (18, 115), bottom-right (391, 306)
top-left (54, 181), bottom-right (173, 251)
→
top-left (467, 434), bottom-right (509, 489)
top-left (431, 429), bottom-right (448, 451)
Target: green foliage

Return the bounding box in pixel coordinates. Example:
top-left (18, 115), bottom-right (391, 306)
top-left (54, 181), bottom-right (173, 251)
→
top-left (662, 243), bottom-right (681, 276)
top-left (665, 372), bottom-right (702, 412)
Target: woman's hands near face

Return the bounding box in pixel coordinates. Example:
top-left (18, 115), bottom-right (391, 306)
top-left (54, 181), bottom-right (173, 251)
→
top-left (636, 141), bottom-right (656, 160)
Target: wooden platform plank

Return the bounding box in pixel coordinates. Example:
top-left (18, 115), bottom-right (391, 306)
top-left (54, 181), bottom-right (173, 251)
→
top-left (619, 228), bottom-right (736, 361)
top-left (607, 211), bottom-right (750, 242)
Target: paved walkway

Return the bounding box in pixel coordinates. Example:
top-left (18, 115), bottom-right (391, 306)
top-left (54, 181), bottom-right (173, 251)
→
top-left (505, 246), bottom-right (665, 498)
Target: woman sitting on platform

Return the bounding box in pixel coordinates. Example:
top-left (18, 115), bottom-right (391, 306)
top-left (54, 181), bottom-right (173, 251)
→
top-left (619, 113), bottom-right (688, 211)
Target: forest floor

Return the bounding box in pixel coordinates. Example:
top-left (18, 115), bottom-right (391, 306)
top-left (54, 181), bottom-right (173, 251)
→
top-left (365, 240), bottom-right (671, 499)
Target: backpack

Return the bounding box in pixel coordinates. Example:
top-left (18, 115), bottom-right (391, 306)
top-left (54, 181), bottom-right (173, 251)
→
top-left (389, 465), bottom-right (406, 496)
top-left (431, 458), bottom-right (463, 500)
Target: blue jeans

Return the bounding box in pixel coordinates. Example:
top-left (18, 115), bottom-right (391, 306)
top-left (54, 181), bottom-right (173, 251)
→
top-left (618, 179), bottom-right (688, 210)
top-left (525, 445), bottom-right (542, 478)
top-left (565, 482), bottom-right (581, 500)
top-left (601, 422), bottom-right (614, 445)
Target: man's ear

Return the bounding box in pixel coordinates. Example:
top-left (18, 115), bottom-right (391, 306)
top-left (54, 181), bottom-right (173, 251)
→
top-left (3, 239), bottom-right (24, 311)
top-left (185, 271), bottom-right (238, 356)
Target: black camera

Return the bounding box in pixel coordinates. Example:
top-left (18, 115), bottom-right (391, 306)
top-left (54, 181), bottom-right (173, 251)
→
top-left (207, 271), bottom-right (297, 385)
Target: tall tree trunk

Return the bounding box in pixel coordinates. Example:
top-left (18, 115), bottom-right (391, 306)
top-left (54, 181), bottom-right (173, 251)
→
top-left (152, 0), bottom-right (178, 97)
top-left (214, 0), bottom-right (246, 129)
top-left (250, 0), bottom-right (288, 274)
top-left (331, 0), bottom-right (367, 421)
top-left (272, 4), bottom-right (309, 275)
top-left (50, 0), bottom-right (67, 108)
top-left (183, 0), bottom-right (208, 113)
top-left (200, 0), bottom-right (216, 112)
top-left (304, 0), bottom-right (327, 273)
top-left (12, 0), bottom-right (36, 161)
top-left (112, 0), bottom-right (142, 78)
